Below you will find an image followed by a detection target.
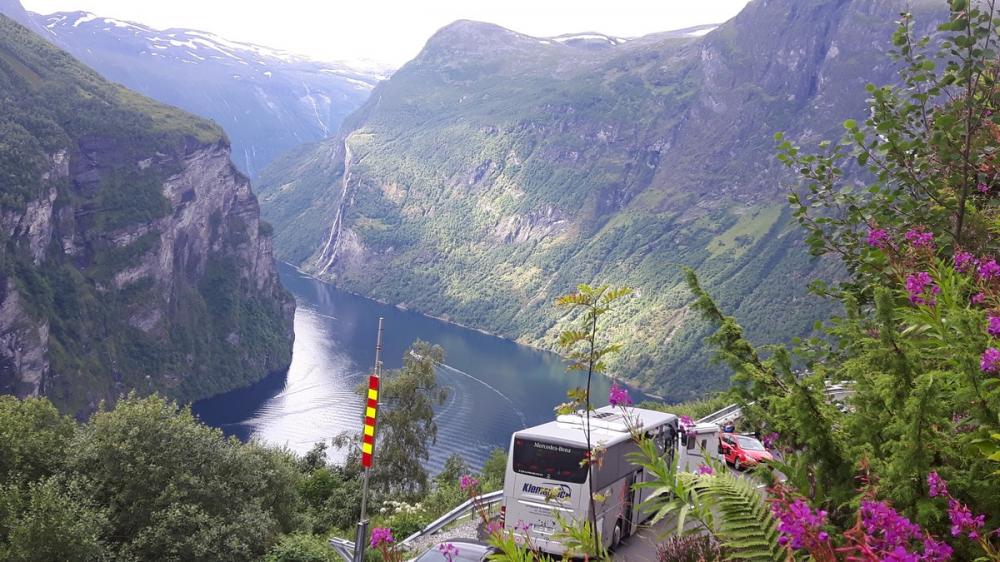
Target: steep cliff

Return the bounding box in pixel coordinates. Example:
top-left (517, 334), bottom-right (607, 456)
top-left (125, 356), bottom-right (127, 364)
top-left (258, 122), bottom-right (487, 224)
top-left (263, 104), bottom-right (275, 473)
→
top-left (0, 14), bottom-right (294, 415)
top-left (258, 0), bottom-right (946, 401)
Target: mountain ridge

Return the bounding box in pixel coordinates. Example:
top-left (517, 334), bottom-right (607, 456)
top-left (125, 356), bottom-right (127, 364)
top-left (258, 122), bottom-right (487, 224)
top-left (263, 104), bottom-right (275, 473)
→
top-left (258, 0), bottom-right (947, 400)
top-left (0, 0), bottom-right (385, 177)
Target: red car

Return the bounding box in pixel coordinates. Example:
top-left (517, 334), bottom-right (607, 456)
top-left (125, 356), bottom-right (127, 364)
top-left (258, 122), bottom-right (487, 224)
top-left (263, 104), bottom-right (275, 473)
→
top-left (718, 433), bottom-right (773, 470)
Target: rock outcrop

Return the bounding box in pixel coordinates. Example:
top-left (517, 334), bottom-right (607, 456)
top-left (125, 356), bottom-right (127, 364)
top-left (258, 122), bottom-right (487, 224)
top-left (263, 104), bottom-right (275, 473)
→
top-left (0, 14), bottom-right (293, 415)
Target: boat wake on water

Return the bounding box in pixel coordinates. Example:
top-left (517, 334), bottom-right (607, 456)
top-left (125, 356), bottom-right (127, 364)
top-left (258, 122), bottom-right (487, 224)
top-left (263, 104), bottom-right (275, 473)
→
top-left (435, 362), bottom-right (529, 429)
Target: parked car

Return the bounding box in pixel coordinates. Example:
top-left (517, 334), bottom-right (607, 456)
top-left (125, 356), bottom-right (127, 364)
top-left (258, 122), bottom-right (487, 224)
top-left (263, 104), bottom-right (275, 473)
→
top-left (411, 539), bottom-right (497, 562)
top-left (718, 433), bottom-right (773, 470)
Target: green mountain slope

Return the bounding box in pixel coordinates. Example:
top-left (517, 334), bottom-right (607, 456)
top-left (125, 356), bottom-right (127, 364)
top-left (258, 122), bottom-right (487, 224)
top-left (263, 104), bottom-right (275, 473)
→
top-left (258, 0), bottom-right (944, 400)
top-left (0, 15), bottom-right (294, 415)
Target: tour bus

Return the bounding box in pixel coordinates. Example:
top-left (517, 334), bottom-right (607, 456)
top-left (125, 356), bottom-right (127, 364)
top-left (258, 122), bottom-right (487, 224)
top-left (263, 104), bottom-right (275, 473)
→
top-left (500, 406), bottom-right (678, 555)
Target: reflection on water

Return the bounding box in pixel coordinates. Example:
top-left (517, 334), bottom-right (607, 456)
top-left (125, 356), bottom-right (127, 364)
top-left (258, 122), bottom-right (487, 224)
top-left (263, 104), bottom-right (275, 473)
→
top-left (193, 263), bottom-right (649, 473)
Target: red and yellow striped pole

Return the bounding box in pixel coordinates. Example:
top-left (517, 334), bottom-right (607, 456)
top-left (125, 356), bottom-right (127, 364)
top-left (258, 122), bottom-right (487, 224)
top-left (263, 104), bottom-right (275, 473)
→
top-left (361, 374), bottom-right (379, 468)
top-left (354, 317), bottom-right (383, 562)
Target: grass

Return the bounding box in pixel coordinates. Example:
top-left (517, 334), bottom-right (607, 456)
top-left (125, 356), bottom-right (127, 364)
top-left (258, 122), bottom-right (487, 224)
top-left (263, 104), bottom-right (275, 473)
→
top-left (707, 205), bottom-right (784, 258)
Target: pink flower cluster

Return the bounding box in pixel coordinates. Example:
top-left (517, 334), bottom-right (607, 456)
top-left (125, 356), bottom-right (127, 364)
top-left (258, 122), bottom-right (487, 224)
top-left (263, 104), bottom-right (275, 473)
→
top-left (370, 527), bottom-right (394, 548)
top-left (989, 315), bottom-right (1000, 338)
top-left (608, 383), bottom-right (632, 407)
top-left (867, 228), bottom-right (891, 249)
top-left (438, 542), bottom-right (460, 562)
top-left (981, 348), bottom-right (1000, 374)
top-left (952, 252), bottom-right (1000, 281)
top-left (762, 432), bottom-right (780, 449)
top-left (927, 472), bottom-right (948, 498)
top-left (859, 500), bottom-right (952, 561)
top-left (905, 272), bottom-right (939, 306)
top-left (927, 473), bottom-right (990, 542)
top-left (980, 259), bottom-right (1000, 281)
top-left (954, 251), bottom-right (976, 273)
top-left (696, 463), bottom-right (714, 475)
top-left (948, 500), bottom-right (986, 540)
top-left (772, 498), bottom-right (829, 550)
top-left (905, 229), bottom-right (935, 250)
top-left (460, 474), bottom-right (479, 491)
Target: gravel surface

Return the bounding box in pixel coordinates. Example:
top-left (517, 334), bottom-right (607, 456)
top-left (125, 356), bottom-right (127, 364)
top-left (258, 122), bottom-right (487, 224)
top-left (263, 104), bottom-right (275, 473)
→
top-left (404, 519), bottom-right (482, 556)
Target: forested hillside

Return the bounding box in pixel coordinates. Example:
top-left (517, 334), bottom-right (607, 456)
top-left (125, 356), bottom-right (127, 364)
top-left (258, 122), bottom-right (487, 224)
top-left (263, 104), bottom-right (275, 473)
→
top-left (259, 0), bottom-right (944, 400)
top-left (0, 15), bottom-right (293, 415)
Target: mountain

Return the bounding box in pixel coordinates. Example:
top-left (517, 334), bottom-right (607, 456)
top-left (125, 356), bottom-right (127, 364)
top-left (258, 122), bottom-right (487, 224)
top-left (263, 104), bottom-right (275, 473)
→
top-left (256, 0), bottom-right (946, 401)
top-left (0, 14), bottom-right (294, 416)
top-left (0, 0), bottom-right (385, 178)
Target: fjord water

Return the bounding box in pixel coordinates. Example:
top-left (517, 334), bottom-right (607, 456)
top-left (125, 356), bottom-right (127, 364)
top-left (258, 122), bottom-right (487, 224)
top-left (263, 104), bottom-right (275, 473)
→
top-left (194, 263), bottom-right (649, 473)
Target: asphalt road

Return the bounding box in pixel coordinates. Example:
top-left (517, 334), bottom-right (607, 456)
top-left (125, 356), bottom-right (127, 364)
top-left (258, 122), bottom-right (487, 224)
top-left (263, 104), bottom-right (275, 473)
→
top-left (612, 464), bottom-right (770, 561)
top-left (612, 511), bottom-right (691, 562)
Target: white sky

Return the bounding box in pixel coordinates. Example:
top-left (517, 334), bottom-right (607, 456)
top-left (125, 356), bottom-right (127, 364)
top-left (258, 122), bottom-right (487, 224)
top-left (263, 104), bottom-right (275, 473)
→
top-left (21, 0), bottom-right (751, 67)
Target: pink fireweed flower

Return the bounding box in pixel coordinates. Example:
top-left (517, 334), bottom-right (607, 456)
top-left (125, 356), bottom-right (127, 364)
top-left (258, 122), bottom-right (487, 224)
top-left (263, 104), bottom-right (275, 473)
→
top-left (928, 472), bottom-right (948, 498)
top-left (772, 498), bottom-right (829, 550)
top-left (608, 383), bottom-right (632, 407)
top-left (979, 259), bottom-right (1000, 281)
top-left (948, 499), bottom-right (986, 540)
top-left (953, 251), bottom-right (977, 273)
top-left (904, 228), bottom-right (934, 250)
top-left (978, 182), bottom-right (991, 194)
top-left (972, 292), bottom-right (986, 305)
top-left (370, 527), bottom-right (394, 548)
top-left (679, 415), bottom-right (694, 428)
top-left (982, 348), bottom-right (1000, 374)
top-left (696, 464), bottom-right (714, 475)
top-left (922, 539), bottom-right (954, 562)
top-left (989, 315), bottom-right (1000, 338)
top-left (905, 272), bottom-right (940, 306)
top-left (860, 500), bottom-right (923, 555)
top-left (438, 542), bottom-right (460, 562)
top-left (459, 474), bottom-right (479, 491)
top-left (762, 432), bottom-right (780, 449)
top-left (867, 228), bottom-right (891, 249)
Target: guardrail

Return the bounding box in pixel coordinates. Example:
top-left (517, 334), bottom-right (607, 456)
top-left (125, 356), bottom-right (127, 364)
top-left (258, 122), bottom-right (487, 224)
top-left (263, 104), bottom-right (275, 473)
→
top-left (328, 490), bottom-right (504, 562)
top-left (696, 382), bottom-right (855, 426)
top-left (329, 537), bottom-right (356, 562)
top-left (400, 490), bottom-right (503, 546)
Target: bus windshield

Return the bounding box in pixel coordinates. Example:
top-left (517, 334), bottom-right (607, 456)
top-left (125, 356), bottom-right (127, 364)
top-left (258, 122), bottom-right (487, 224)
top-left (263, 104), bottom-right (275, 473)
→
top-left (512, 438), bottom-right (588, 483)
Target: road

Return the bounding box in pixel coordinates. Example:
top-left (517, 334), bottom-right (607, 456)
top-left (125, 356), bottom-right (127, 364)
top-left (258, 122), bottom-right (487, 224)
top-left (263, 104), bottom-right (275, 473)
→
top-left (612, 465), bottom-right (771, 561)
top-left (612, 514), bottom-right (673, 562)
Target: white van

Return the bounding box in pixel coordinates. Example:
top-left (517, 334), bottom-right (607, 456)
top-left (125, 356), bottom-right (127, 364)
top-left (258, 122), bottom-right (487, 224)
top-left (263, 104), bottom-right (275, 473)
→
top-left (500, 406), bottom-right (678, 556)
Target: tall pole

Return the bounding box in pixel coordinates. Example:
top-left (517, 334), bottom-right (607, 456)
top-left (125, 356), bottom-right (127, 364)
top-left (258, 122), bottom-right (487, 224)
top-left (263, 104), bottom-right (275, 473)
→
top-left (354, 317), bottom-right (384, 562)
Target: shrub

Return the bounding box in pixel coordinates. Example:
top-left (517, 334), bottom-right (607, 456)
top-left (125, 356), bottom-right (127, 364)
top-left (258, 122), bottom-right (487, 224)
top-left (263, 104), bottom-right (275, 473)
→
top-left (656, 535), bottom-right (724, 562)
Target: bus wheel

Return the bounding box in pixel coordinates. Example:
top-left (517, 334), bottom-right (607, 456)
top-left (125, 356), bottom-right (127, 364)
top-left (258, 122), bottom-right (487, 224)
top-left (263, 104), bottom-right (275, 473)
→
top-left (612, 520), bottom-right (623, 549)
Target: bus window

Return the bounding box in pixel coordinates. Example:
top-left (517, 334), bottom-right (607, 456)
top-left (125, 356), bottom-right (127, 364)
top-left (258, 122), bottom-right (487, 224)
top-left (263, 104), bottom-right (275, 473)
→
top-left (512, 439), bottom-right (588, 483)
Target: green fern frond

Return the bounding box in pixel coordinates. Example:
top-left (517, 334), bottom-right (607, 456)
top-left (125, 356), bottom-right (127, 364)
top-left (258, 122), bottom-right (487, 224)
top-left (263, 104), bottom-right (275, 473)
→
top-left (684, 472), bottom-right (786, 561)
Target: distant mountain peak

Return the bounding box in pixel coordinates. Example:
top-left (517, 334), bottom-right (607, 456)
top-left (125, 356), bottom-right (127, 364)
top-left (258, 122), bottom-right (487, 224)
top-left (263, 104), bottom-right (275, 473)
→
top-left (0, 4), bottom-right (390, 177)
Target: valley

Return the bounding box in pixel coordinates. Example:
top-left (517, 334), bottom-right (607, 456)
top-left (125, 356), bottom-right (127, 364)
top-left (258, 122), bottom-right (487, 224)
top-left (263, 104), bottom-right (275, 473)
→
top-left (257, 0), bottom-right (945, 400)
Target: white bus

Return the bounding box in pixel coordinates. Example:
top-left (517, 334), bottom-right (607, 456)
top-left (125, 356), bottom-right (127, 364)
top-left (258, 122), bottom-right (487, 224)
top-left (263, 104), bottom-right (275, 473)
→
top-left (500, 406), bottom-right (678, 556)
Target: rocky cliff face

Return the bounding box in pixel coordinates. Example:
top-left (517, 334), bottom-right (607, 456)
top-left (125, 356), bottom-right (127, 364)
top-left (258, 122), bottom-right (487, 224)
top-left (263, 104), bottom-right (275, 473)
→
top-left (258, 0), bottom-right (945, 400)
top-left (0, 14), bottom-right (293, 415)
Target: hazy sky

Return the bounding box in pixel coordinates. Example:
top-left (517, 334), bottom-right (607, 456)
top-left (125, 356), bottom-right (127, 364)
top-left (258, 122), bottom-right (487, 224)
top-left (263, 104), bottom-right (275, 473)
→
top-left (22, 0), bottom-right (751, 67)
